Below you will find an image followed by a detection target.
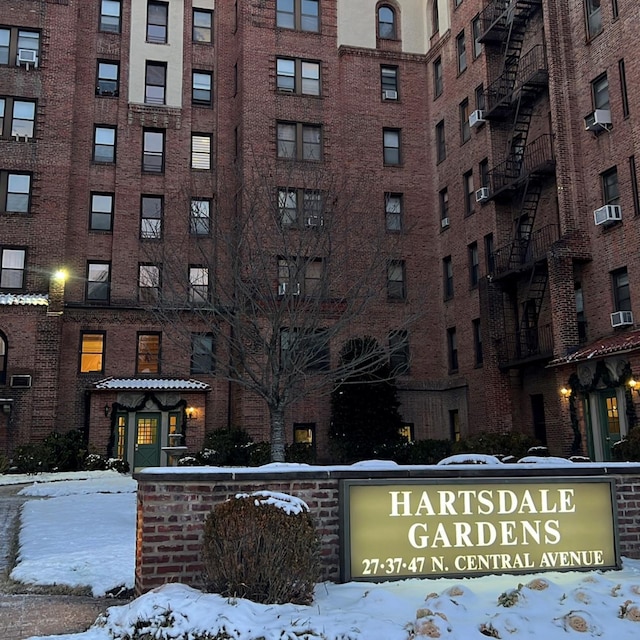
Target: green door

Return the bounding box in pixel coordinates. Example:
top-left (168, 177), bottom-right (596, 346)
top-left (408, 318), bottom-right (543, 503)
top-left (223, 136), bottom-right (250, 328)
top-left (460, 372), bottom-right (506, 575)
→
top-left (598, 389), bottom-right (621, 461)
top-left (134, 413), bottom-right (161, 468)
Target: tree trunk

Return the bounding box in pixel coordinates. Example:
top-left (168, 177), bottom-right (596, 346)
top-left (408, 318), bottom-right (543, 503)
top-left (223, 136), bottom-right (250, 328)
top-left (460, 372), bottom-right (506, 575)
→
top-left (269, 403), bottom-right (286, 462)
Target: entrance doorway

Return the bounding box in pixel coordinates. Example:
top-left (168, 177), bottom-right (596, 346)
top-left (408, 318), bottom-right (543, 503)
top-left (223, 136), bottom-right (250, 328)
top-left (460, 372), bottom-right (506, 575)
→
top-left (597, 389), bottom-right (622, 461)
top-left (134, 413), bottom-right (161, 468)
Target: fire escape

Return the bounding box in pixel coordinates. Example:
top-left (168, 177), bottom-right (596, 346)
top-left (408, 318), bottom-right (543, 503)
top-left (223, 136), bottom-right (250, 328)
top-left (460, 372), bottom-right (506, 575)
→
top-left (478, 0), bottom-right (557, 370)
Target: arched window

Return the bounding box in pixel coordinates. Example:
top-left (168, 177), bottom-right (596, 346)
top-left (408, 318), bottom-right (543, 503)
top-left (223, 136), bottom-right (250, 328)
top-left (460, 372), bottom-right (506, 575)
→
top-left (378, 5), bottom-right (396, 39)
top-left (0, 332), bottom-right (6, 385)
top-left (431, 0), bottom-right (440, 36)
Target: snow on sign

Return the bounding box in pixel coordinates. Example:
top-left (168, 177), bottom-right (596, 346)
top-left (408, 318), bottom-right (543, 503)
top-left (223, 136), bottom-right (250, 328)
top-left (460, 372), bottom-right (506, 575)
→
top-left (340, 477), bottom-right (620, 581)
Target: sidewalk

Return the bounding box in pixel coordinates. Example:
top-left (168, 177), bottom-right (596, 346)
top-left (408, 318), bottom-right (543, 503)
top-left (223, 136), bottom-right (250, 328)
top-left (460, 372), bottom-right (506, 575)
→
top-left (0, 484), bottom-right (120, 639)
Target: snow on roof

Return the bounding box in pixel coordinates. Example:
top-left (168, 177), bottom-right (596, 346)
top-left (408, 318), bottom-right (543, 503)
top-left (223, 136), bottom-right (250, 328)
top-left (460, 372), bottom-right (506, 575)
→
top-left (235, 490), bottom-right (309, 515)
top-left (437, 453), bottom-right (504, 466)
top-left (549, 329), bottom-right (640, 365)
top-left (0, 293), bottom-right (48, 306)
top-left (93, 377), bottom-right (211, 391)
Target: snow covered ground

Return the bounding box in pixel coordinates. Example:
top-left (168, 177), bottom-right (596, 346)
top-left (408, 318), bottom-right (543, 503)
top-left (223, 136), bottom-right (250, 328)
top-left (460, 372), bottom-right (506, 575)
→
top-left (5, 471), bottom-right (640, 639)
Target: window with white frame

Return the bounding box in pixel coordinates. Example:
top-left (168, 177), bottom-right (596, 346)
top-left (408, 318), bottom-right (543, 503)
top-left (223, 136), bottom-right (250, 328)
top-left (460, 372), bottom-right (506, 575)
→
top-left (191, 134), bottom-right (212, 169)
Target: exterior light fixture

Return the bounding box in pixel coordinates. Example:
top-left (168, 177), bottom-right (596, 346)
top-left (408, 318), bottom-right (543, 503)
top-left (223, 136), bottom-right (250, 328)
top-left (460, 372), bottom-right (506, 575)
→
top-left (53, 269), bottom-right (68, 282)
top-left (560, 387), bottom-right (572, 398)
top-left (186, 406), bottom-right (196, 420)
top-left (104, 403), bottom-right (111, 417)
top-left (629, 379), bottom-right (639, 394)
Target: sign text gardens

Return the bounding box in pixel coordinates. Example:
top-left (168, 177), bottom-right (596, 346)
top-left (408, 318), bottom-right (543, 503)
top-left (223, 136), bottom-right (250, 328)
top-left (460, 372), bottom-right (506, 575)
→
top-left (340, 478), bottom-right (619, 580)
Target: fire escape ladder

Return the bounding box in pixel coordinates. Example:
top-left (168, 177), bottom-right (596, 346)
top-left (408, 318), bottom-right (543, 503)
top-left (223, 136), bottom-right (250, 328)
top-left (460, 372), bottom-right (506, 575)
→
top-left (516, 262), bottom-right (549, 359)
top-left (507, 178), bottom-right (543, 270)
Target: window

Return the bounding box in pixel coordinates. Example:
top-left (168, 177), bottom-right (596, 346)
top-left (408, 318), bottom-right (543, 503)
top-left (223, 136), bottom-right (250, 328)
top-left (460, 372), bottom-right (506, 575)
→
top-left (1, 172), bottom-right (31, 213)
top-left (278, 257), bottom-right (323, 297)
top-left (433, 57), bottom-right (443, 97)
top-left (387, 260), bottom-right (406, 300)
top-left (612, 268), bottom-right (631, 312)
top-left (278, 188), bottom-right (298, 226)
top-left (190, 198), bottom-right (211, 235)
top-left (575, 283), bottom-right (587, 343)
top-left (468, 242), bottom-right (479, 287)
top-left (389, 329), bottom-right (410, 374)
top-left (281, 328), bottom-right (329, 371)
top-left (431, 0), bottom-right (440, 36)
top-left (0, 98), bottom-right (36, 139)
top-left (0, 248), bottom-right (26, 289)
top-left (189, 266), bottom-right (209, 303)
top-left (436, 120), bottom-right (445, 162)
top-left (0, 29), bottom-right (8, 65)
top-left (191, 334), bottom-right (214, 374)
top-left (191, 134), bottom-right (212, 169)
top-left (485, 233), bottom-right (495, 275)
top-left (601, 167), bottom-right (619, 205)
top-left (447, 327), bottom-right (458, 372)
top-left (277, 188), bottom-right (322, 227)
top-left (460, 99), bottom-right (470, 143)
top-left (86, 262), bottom-right (110, 302)
top-left (378, 5), bottom-right (396, 39)
top-left (456, 31), bottom-right (466, 73)
top-left (479, 158), bottom-right (489, 188)
top-left (276, 0), bottom-right (319, 32)
top-left (277, 122), bottom-right (322, 161)
top-left (463, 169), bottom-right (474, 215)
top-left (455, 0), bottom-right (463, 6)
top-left (193, 9), bottom-right (213, 43)
top-left (143, 129), bottom-right (164, 173)
top-left (0, 332), bottom-right (6, 385)
top-left (100, 0), bottom-right (121, 33)
top-left (475, 83), bottom-right (486, 111)
top-left (139, 264), bottom-right (160, 303)
top-left (96, 61), bottom-right (119, 97)
top-left (276, 58), bottom-right (321, 95)
top-left (141, 195), bottom-right (163, 238)
top-left (385, 192), bottom-right (402, 231)
top-left (90, 193), bottom-right (114, 231)
top-left (450, 409), bottom-right (461, 442)
top-left (399, 423), bottom-right (414, 442)
top-left (137, 333), bottom-right (161, 374)
top-left (473, 318), bottom-right (483, 366)
top-left (443, 256), bottom-right (453, 299)
top-left (79, 332), bottom-right (105, 374)
top-left (145, 62), bottom-right (166, 105)
top-left (472, 15), bottom-right (482, 58)
top-left (619, 59), bottom-right (629, 118)
top-left (93, 126), bottom-right (116, 163)
top-left (193, 71), bottom-right (212, 105)
top-left (612, 0), bottom-right (619, 18)
top-left (0, 28), bottom-right (39, 67)
top-left (584, 0), bottom-right (602, 39)
top-left (383, 128), bottom-right (401, 165)
top-left (147, 1), bottom-right (168, 44)
top-left (294, 423), bottom-right (316, 447)
top-left (439, 187), bottom-right (449, 227)
top-left (630, 156), bottom-right (640, 216)
top-left (592, 73), bottom-right (609, 111)
top-left (381, 65), bottom-right (398, 99)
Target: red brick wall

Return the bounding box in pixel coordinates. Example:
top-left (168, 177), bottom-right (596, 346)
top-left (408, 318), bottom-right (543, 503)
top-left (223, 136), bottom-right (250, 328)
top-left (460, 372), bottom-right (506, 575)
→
top-left (135, 466), bottom-right (640, 595)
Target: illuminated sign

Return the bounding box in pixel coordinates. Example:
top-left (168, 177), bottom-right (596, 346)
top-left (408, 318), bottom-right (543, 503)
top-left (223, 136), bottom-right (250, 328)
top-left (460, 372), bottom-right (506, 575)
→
top-left (340, 478), bottom-right (620, 581)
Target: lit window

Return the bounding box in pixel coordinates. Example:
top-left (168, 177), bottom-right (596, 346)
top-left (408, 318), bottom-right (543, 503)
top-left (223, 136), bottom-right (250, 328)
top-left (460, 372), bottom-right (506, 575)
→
top-left (80, 332), bottom-right (105, 373)
top-left (141, 195), bottom-right (163, 238)
top-left (193, 9), bottom-right (213, 43)
top-left (143, 129), bottom-right (164, 173)
top-left (191, 134), bottom-right (212, 169)
top-left (147, 1), bottom-right (168, 44)
top-left (93, 126), bottom-right (116, 163)
top-left (86, 262), bottom-right (110, 302)
top-left (0, 248), bottom-right (26, 289)
top-left (90, 193), bottom-right (114, 231)
top-left (100, 0), bottom-right (121, 33)
top-left (190, 198), bottom-right (211, 235)
top-left (96, 61), bottom-right (119, 97)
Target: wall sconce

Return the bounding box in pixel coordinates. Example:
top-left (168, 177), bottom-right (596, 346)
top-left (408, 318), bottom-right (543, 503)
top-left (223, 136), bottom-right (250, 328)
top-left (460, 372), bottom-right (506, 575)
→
top-left (104, 404), bottom-right (111, 417)
top-left (560, 387), bottom-right (572, 399)
top-left (2, 403), bottom-right (11, 415)
top-left (186, 406), bottom-right (196, 420)
top-left (629, 379), bottom-right (639, 394)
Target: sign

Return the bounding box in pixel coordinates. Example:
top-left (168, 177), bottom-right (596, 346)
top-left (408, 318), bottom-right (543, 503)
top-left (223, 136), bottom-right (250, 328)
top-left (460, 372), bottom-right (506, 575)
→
top-left (340, 478), bottom-right (619, 581)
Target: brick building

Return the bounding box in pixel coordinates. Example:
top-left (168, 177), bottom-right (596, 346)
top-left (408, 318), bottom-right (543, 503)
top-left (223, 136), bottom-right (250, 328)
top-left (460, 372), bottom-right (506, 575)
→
top-left (0, 0), bottom-right (639, 468)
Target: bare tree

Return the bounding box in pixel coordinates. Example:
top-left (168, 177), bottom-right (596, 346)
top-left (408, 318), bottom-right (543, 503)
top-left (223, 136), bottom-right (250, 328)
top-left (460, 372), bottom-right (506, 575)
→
top-left (146, 157), bottom-right (418, 461)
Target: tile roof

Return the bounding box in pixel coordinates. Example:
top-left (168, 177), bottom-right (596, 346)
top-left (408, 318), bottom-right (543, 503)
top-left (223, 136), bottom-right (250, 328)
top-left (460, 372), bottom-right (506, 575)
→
top-left (549, 329), bottom-right (640, 366)
top-left (0, 293), bottom-right (48, 306)
top-left (93, 377), bottom-right (211, 391)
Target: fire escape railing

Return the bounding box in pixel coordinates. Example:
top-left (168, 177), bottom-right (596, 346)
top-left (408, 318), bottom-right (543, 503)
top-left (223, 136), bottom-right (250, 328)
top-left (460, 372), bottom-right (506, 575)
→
top-left (490, 223), bottom-right (558, 277)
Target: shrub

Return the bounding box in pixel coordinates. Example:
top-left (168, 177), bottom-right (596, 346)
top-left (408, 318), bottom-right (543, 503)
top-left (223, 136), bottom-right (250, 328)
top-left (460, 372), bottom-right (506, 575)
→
top-left (285, 442), bottom-right (315, 464)
top-left (84, 453), bottom-right (108, 471)
top-left (12, 443), bottom-right (53, 474)
top-left (202, 492), bottom-right (319, 605)
top-left (453, 432), bottom-right (539, 461)
top-left (107, 457), bottom-right (130, 474)
top-left (0, 453), bottom-right (8, 474)
top-left (612, 427), bottom-right (640, 462)
top-left (200, 428), bottom-right (254, 466)
top-left (11, 429), bottom-right (87, 474)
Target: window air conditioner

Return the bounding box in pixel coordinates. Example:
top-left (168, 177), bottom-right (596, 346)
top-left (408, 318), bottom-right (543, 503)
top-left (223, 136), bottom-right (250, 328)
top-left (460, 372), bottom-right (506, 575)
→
top-left (611, 311), bottom-right (633, 328)
top-left (469, 110), bottom-right (485, 128)
top-left (17, 49), bottom-right (38, 67)
top-left (305, 215), bottom-right (324, 228)
top-left (584, 109), bottom-right (612, 132)
top-left (440, 217), bottom-right (450, 228)
top-left (593, 204), bottom-right (622, 226)
top-left (278, 282), bottom-right (300, 296)
top-left (475, 187), bottom-right (490, 203)
top-left (10, 374), bottom-right (32, 388)
top-left (383, 90), bottom-right (398, 101)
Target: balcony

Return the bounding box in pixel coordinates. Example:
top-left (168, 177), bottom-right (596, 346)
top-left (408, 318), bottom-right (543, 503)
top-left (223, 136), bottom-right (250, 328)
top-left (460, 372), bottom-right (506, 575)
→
top-left (491, 224), bottom-right (558, 279)
top-left (484, 45), bottom-right (548, 119)
top-left (496, 323), bottom-right (554, 369)
top-left (487, 134), bottom-right (556, 200)
top-left (478, 0), bottom-right (542, 44)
